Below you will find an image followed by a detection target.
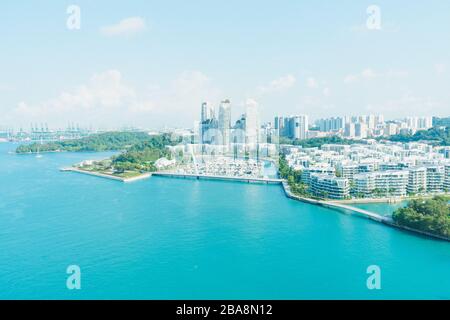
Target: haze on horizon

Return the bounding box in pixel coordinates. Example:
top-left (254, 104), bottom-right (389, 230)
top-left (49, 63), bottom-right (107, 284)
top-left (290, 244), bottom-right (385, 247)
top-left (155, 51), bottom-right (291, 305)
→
top-left (1, 0), bottom-right (449, 130)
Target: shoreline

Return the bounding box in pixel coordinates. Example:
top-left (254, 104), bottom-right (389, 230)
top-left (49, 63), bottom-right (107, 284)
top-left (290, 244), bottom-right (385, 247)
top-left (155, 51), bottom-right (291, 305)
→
top-left (152, 172), bottom-right (282, 184)
top-left (329, 194), bottom-right (448, 204)
top-left (281, 181), bottom-right (450, 242)
top-left (60, 167), bottom-right (151, 183)
top-left (61, 163), bottom-right (449, 242)
top-left (16, 150), bottom-right (64, 155)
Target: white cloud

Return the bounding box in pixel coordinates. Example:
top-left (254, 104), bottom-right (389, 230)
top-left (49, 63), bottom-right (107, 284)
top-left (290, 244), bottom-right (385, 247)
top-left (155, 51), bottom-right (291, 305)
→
top-left (385, 70), bottom-right (409, 78)
top-left (172, 71), bottom-right (211, 96)
top-left (10, 70), bottom-right (151, 126)
top-left (367, 93), bottom-right (442, 117)
top-left (361, 68), bottom-right (376, 79)
top-left (434, 63), bottom-right (447, 75)
top-left (344, 74), bottom-right (358, 84)
top-left (344, 68), bottom-right (408, 84)
top-left (10, 70), bottom-right (223, 128)
top-left (306, 77), bottom-right (318, 88)
top-left (257, 74), bottom-right (296, 94)
top-left (100, 17), bottom-right (146, 36)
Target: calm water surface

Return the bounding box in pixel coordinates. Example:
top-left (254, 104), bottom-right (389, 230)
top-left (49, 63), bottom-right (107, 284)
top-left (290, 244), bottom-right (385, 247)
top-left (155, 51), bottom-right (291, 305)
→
top-left (0, 143), bottom-right (449, 299)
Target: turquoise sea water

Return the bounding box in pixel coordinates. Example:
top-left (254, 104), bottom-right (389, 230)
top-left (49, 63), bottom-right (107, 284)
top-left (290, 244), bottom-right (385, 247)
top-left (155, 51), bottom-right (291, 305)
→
top-left (0, 142), bottom-right (449, 299)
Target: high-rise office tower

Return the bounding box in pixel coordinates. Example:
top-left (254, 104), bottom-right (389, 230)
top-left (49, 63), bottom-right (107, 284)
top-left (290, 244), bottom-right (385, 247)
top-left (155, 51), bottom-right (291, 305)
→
top-left (218, 99), bottom-right (231, 146)
top-left (355, 122), bottom-right (368, 138)
top-left (384, 122), bottom-right (398, 136)
top-left (375, 114), bottom-right (384, 125)
top-left (406, 117), bottom-right (418, 130)
top-left (317, 117), bottom-right (344, 132)
top-left (417, 116), bottom-right (433, 130)
top-left (245, 100), bottom-right (259, 146)
top-left (201, 102), bottom-right (214, 123)
top-left (290, 115), bottom-right (308, 140)
top-left (366, 114), bottom-right (376, 130)
top-left (274, 116), bottom-right (285, 136)
top-left (200, 102), bottom-right (216, 144)
top-left (345, 123), bottom-right (356, 138)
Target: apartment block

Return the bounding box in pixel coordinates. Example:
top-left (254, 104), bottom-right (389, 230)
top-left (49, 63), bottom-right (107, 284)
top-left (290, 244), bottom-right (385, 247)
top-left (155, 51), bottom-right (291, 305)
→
top-left (310, 174), bottom-right (350, 200)
top-left (407, 167), bottom-right (427, 194)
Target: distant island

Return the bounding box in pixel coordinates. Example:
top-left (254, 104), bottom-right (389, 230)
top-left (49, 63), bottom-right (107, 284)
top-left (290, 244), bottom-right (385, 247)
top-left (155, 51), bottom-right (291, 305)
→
top-left (17, 132), bottom-right (180, 179)
top-left (393, 196), bottom-right (450, 238)
top-left (15, 132), bottom-right (156, 153)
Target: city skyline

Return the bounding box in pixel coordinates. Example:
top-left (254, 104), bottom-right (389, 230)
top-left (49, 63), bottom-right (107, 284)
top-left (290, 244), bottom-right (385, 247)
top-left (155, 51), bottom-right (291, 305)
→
top-left (1, 1), bottom-right (450, 129)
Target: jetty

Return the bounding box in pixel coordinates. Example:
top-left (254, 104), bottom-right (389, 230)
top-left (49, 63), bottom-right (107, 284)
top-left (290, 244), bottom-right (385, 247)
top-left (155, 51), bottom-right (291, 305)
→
top-left (152, 172), bottom-right (283, 184)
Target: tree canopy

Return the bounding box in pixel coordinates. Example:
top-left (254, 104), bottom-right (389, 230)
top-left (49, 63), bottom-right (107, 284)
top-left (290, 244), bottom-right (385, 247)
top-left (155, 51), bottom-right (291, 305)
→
top-left (393, 196), bottom-right (450, 238)
top-left (386, 127), bottom-right (450, 146)
top-left (16, 132), bottom-right (155, 153)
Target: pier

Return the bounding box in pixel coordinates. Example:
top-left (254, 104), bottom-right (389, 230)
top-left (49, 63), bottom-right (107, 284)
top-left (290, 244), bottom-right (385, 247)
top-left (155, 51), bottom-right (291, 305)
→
top-left (321, 202), bottom-right (392, 223)
top-left (153, 172), bottom-right (283, 184)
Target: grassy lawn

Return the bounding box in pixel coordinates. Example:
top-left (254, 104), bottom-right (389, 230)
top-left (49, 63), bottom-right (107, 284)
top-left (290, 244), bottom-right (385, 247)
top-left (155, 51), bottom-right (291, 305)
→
top-left (110, 171), bottom-right (144, 178)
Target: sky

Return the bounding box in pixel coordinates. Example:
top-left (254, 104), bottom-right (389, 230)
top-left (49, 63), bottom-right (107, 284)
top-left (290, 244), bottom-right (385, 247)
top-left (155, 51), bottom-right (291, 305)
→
top-left (0, 0), bottom-right (449, 130)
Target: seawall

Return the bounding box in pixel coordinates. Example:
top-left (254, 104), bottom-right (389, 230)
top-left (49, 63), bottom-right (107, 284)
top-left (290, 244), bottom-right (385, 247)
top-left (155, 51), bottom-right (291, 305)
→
top-left (281, 181), bottom-right (449, 242)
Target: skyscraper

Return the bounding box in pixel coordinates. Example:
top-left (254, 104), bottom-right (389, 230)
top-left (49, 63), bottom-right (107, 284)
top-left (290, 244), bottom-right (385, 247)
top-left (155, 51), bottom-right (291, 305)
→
top-left (218, 99), bottom-right (231, 146)
top-left (345, 123), bottom-right (356, 138)
top-left (200, 102), bottom-right (216, 144)
top-left (201, 102), bottom-right (214, 123)
top-left (245, 100), bottom-right (259, 146)
top-left (355, 122), bottom-right (368, 138)
top-left (290, 115), bottom-right (308, 140)
top-left (366, 114), bottom-right (376, 130)
top-left (274, 116), bottom-right (284, 136)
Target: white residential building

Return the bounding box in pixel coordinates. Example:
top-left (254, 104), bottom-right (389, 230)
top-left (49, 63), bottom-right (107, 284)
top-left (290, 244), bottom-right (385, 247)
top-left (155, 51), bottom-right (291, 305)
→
top-left (310, 174), bottom-right (350, 199)
top-left (445, 164), bottom-right (450, 191)
top-left (407, 167), bottom-right (427, 194)
top-left (301, 165), bottom-right (335, 184)
top-left (291, 115), bottom-right (309, 140)
top-left (344, 123), bottom-right (355, 138)
top-left (426, 165), bottom-right (445, 192)
top-left (374, 171), bottom-right (409, 197)
top-left (336, 162), bottom-right (359, 180)
top-left (353, 173), bottom-right (376, 197)
top-left (218, 99), bottom-right (232, 146)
